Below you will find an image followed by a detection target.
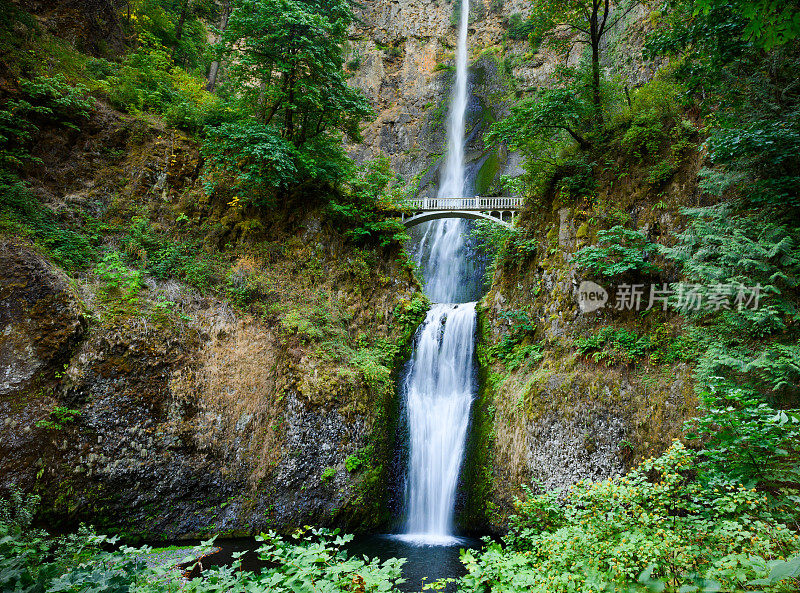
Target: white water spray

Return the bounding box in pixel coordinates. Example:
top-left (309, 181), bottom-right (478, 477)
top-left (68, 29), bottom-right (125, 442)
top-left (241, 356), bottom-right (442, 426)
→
top-left (399, 0), bottom-right (474, 546)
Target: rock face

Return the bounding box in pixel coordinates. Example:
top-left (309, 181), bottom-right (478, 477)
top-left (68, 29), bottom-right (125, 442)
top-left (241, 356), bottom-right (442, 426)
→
top-left (346, 0), bottom-right (536, 195)
top-left (0, 241), bottom-right (85, 396)
top-left (346, 0), bottom-right (661, 196)
top-left (0, 228), bottom-right (422, 538)
top-left (0, 86), bottom-right (425, 538)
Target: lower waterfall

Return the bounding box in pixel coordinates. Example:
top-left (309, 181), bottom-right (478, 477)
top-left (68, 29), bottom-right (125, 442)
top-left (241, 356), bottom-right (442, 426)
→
top-left (399, 302), bottom-right (476, 544)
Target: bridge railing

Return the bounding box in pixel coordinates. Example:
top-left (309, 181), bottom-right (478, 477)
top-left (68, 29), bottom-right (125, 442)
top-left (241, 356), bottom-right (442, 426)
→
top-left (402, 196), bottom-right (523, 211)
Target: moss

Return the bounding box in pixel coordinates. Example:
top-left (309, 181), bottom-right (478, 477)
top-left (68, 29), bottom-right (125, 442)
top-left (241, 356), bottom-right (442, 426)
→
top-left (456, 303), bottom-right (498, 531)
top-left (475, 150), bottom-right (501, 195)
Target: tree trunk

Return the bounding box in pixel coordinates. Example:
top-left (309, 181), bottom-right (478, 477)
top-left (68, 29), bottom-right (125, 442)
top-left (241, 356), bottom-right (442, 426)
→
top-left (206, 0), bottom-right (232, 92)
top-left (172, 0), bottom-right (189, 62)
top-left (590, 3), bottom-right (603, 128)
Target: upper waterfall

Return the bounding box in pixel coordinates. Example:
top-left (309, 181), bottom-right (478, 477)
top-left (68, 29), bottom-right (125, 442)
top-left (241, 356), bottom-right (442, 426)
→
top-left (437, 0), bottom-right (470, 203)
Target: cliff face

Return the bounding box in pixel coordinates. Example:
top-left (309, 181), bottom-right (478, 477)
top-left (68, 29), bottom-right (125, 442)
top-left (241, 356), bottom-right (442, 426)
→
top-left (346, 0), bottom-right (535, 196)
top-left (345, 0), bottom-right (661, 197)
top-left (0, 96), bottom-right (426, 538)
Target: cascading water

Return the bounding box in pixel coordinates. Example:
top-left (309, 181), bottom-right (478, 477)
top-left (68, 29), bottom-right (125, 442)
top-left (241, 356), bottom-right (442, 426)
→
top-left (398, 0), bottom-right (476, 546)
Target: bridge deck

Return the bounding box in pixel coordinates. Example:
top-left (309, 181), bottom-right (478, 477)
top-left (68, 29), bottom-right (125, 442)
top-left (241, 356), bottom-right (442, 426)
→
top-left (403, 196), bottom-right (522, 211)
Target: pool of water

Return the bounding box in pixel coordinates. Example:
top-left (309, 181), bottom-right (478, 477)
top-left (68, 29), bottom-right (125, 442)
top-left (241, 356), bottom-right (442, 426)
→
top-left (348, 534), bottom-right (479, 592)
top-left (171, 533), bottom-right (480, 591)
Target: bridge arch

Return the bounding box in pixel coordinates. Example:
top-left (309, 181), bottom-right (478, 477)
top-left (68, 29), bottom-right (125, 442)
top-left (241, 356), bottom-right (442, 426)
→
top-left (400, 196), bottom-right (523, 229)
top-left (402, 210), bottom-right (514, 229)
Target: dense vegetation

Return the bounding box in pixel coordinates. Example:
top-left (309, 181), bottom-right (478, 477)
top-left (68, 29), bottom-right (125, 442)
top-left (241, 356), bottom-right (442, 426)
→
top-left (472, 0), bottom-right (800, 590)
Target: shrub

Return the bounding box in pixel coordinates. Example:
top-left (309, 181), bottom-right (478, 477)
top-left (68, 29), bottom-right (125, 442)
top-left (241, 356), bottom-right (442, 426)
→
top-left (489, 311), bottom-right (543, 370)
top-left (458, 443), bottom-right (800, 593)
top-left (320, 467), bottom-right (336, 483)
top-left (576, 327), bottom-right (654, 365)
top-left (621, 110), bottom-right (667, 160)
top-left (226, 256), bottom-right (273, 307)
top-left (506, 13), bottom-right (535, 41)
top-left (572, 225), bottom-right (661, 278)
top-left (329, 156), bottom-right (410, 247)
top-left (0, 490), bottom-right (405, 592)
top-left (35, 406), bottom-right (81, 430)
top-left (95, 251), bottom-right (142, 302)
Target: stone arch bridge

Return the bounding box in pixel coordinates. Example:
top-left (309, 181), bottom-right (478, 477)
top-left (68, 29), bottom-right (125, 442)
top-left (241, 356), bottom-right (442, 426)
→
top-left (400, 197), bottom-right (523, 229)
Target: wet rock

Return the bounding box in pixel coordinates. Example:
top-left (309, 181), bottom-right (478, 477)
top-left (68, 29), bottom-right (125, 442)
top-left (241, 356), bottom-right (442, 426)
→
top-left (0, 241), bottom-right (85, 396)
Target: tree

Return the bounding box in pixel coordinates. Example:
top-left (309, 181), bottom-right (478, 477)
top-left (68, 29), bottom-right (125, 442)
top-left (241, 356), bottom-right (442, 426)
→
top-left (219, 0), bottom-right (371, 149)
top-left (487, 82), bottom-right (593, 150)
top-left (529, 0), bottom-right (639, 126)
top-left (202, 0), bottom-right (373, 204)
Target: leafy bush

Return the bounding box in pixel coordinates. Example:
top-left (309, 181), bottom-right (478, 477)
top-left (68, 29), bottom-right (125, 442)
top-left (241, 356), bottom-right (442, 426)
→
top-left (576, 327), bottom-right (653, 365)
top-left (95, 251), bottom-right (142, 303)
top-left (458, 443), bottom-right (800, 593)
top-left (621, 110), bottom-right (667, 161)
top-left (687, 379), bottom-right (800, 490)
top-left (556, 155), bottom-right (597, 198)
top-left (489, 311), bottom-right (543, 371)
top-left (320, 467), bottom-right (337, 483)
top-left (202, 120), bottom-right (299, 205)
top-left (0, 74), bottom-right (93, 172)
top-left (506, 13), bottom-right (537, 42)
top-left (329, 156), bottom-right (410, 247)
top-left (122, 217), bottom-right (219, 291)
top-left (573, 225), bottom-right (662, 278)
top-left (345, 446), bottom-right (373, 473)
top-left (0, 489), bottom-right (405, 593)
top-left (225, 256), bottom-right (275, 307)
top-left (0, 178), bottom-right (96, 270)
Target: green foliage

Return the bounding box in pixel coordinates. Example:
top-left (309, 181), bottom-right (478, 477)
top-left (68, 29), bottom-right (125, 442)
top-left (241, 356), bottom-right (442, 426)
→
top-left (576, 324), bottom-right (697, 366)
top-left (458, 443), bottom-right (800, 593)
top-left (345, 446), bottom-right (372, 473)
top-left (95, 251), bottom-right (143, 303)
top-left (687, 379), bottom-right (800, 490)
top-left (0, 490), bottom-right (405, 592)
top-left (489, 0), bottom-right (504, 14)
top-left (320, 467), bottom-right (337, 483)
top-left (35, 407), bottom-right (81, 431)
top-left (489, 311), bottom-right (543, 371)
top-left (693, 0), bottom-right (800, 50)
top-left (0, 74), bottom-right (93, 171)
top-left (576, 326), bottom-right (655, 365)
top-left (506, 13), bottom-right (540, 44)
top-left (329, 156), bottom-right (410, 247)
top-left (663, 205), bottom-right (800, 397)
top-left (392, 293), bottom-right (431, 347)
top-left (216, 0), bottom-right (371, 147)
top-left (556, 155), bottom-right (597, 198)
top-left (123, 217), bottom-right (218, 290)
top-left (226, 256), bottom-right (273, 307)
top-left (573, 225), bottom-right (662, 278)
top-left (202, 120), bottom-right (301, 204)
top-left (621, 111), bottom-right (668, 161)
top-left (487, 71), bottom-right (593, 152)
top-left (0, 178), bottom-right (97, 270)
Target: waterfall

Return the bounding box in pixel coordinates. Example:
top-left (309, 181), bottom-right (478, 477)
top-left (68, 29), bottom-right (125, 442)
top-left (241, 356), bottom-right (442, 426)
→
top-left (398, 0), bottom-right (475, 546)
